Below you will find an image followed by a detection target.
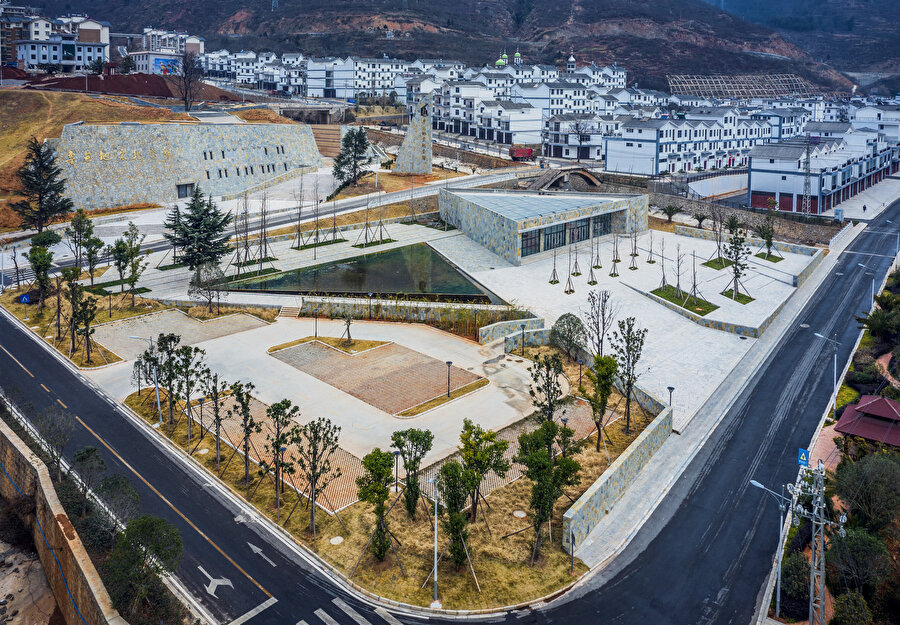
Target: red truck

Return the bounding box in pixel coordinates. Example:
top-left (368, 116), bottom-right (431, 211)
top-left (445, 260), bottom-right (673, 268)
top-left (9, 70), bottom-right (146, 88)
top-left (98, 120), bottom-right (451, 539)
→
top-left (509, 146), bottom-right (536, 161)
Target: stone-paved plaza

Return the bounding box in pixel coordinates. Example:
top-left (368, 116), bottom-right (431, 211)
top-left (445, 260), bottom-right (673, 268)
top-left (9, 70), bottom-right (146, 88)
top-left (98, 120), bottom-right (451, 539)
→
top-left (271, 341), bottom-right (482, 415)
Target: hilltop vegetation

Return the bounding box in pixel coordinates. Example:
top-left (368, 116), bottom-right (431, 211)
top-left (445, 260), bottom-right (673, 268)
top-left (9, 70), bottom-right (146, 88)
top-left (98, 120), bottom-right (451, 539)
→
top-left (0, 91), bottom-right (190, 229)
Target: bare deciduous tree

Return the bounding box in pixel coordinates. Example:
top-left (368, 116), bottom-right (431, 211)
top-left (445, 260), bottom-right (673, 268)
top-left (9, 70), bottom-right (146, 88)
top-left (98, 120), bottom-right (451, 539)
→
top-left (177, 51), bottom-right (203, 112)
top-left (34, 406), bottom-right (75, 481)
top-left (583, 289), bottom-right (620, 357)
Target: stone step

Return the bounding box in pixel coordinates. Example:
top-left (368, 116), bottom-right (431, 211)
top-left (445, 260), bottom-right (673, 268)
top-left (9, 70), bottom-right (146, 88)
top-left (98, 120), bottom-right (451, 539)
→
top-left (278, 306), bottom-right (301, 318)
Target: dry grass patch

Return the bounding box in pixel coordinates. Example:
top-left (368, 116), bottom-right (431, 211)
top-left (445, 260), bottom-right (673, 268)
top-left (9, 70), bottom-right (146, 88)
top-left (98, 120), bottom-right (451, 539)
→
top-left (334, 170), bottom-right (465, 200)
top-left (1, 288), bottom-right (169, 366)
top-left (648, 215), bottom-right (677, 233)
top-left (231, 108), bottom-right (297, 124)
top-left (252, 195), bottom-right (439, 240)
top-left (398, 378), bottom-right (489, 417)
top-left (267, 335), bottom-right (388, 355)
top-left (0, 91), bottom-right (190, 226)
top-left (182, 305), bottom-right (279, 323)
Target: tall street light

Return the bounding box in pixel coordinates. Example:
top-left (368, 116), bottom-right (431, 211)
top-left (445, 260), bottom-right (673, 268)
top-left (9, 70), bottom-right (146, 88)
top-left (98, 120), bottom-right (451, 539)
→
top-left (813, 332), bottom-right (840, 419)
top-left (445, 361), bottom-right (452, 398)
top-left (857, 262), bottom-right (875, 306)
top-left (428, 476), bottom-right (440, 609)
top-left (749, 479), bottom-right (791, 618)
top-left (130, 336), bottom-right (162, 427)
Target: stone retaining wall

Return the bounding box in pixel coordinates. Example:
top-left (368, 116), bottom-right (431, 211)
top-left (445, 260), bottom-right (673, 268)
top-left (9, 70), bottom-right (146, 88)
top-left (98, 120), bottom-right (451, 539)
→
top-left (503, 328), bottom-right (550, 353)
top-left (298, 296), bottom-right (523, 328)
top-left (478, 317), bottom-right (543, 344)
top-left (0, 404), bottom-right (127, 625)
top-left (562, 404), bottom-right (673, 554)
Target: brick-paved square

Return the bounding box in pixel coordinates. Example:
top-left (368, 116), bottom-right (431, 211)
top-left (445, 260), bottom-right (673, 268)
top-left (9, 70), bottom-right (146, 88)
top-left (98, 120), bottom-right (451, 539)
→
top-left (272, 341), bottom-right (481, 414)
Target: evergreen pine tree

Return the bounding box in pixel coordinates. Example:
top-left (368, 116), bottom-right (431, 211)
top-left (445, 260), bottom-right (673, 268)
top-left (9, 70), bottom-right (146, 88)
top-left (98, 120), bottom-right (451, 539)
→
top-left (11, 137), bottom-right (74, 232)
top-left (163, 187), bottom-right (231, 270)
top-left (332, 128), bottom-right (371, 186)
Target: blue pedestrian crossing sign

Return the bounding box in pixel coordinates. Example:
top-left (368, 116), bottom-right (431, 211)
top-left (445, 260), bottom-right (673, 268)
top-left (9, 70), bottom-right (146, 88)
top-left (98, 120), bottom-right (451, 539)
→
top-left (19, 293), bottom-right (29, 304)
top-left (798, 448), bottom-right (810, 467)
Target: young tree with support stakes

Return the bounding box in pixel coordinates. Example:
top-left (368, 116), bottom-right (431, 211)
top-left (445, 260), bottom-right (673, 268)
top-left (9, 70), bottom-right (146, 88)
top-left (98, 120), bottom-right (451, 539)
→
top-left (514, 421), bottom-right (581, 563)
top-left (110, 238), bottom-right (130, 293)
top-left (121, 222), bottom-right (147, 306)
top-left (579, 354), bottom-right (618, 453)
top-left (459, 418), bottom-right (509, 522)
top-left (436, 460), bottom-right (470, 568)
top-left (10, 136), bottom-right (73, 233)
top-left (151, 333), bottom-right (181, 424)
top-left (175, 346), bottom-right (205, 442)
top-left (188, 262), bottom-right (225, 312)
top-left (77, 293), bottom-right (98, 363)
top-left (259, 399), bottom-right (301, 520)
top-left (583, 289), bottom-right (619, 357)
top-left (724, 228), bottom-right (750, 300)
top-left (84, 235), bottom-right (104, 286)
top-left (61, 267), bottom-right (83, 353)
top-left (528, 354), bottom-right (564, 424)
top-left (611, 317), bottom-right (647, 434)
top-left (356, 448), bottom-right (394, 561)
top-left (228, 381), bottom-right (261, 494)
top-left (752, 210), bottom-right (777, 260)
top-left (64, 208), bottom-right (93, 269)
top-left (390, 428), bottom-right (434, 519)
top-left (201, 370), bottom-right (229, 470)
top-left (295, 417), bottom-right (342, 534)
top-left (26, 245), bottom-right (53, 309)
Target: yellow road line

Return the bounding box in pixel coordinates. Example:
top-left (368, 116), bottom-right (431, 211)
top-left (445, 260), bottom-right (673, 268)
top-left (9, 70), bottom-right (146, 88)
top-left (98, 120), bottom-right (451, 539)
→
top-left (57, 399), bottom-right (68, 409)
top-left (0, 344), bottom-right (35, 378)
top-left (41, 383), bottom-right (50, 393)
top-left (73, 416), bottom-right (271, 597)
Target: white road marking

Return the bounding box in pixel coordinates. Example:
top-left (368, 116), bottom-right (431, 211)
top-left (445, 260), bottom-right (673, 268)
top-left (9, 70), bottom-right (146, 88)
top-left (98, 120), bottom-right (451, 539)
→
top-left (227, 597), bottom-right (278, 625)
top-left (248, 542), bottom-right (277, 567)
top-left (315, 608), bottom-right (341, 625)
top-left (332, 597), bottom-right (371, 625)
top-left (296, 621), bottom-right (309, 625)
top-left (374, 606), bottom-right (404, 625)
top-left (196, 565), bottom-right (233, 597)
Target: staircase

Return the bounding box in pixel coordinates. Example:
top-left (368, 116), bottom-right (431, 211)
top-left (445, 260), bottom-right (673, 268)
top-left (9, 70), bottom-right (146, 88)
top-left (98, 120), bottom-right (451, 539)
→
top-left (310, 125), bottom-right (342, 158)
top-left (278, 306), bottom-right (301, 318)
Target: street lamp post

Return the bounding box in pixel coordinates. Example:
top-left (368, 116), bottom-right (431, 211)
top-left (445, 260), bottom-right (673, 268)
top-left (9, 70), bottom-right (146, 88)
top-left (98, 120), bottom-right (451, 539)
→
top-left (814, 332), bottom-right (840, 419)
top-left (520, 323), bottom-right (526, 357)
top-left (858, 263), bottom-right (875, 307)
top-left (393, 450), bottom-right (400, 493)
top-left (130, 336), bottom-right (162, 426)
top-left (667, 386), bottom-right (675, 406)
top-left (314, 306), bottom-right (320, 337)
top-left (750, 479), bottom-right (790, 618)
top-left (445, 361), bottom-right (452, 398)
top-left (428, 477), bottom-right (440, 609)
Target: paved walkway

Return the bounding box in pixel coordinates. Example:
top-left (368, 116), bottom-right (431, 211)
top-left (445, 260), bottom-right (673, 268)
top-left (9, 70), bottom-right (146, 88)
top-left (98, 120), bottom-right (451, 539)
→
top-left (567, 223), bottom-right (864, 568)
top-left (821, 177), bottom-right (900, 221)
top-left (86, 317), bottom-right (535, 466)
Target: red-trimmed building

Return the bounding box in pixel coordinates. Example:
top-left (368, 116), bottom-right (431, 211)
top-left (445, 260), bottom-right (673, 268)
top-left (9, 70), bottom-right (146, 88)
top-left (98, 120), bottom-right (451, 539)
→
top-left (835, 395), bottom-right (900, 450)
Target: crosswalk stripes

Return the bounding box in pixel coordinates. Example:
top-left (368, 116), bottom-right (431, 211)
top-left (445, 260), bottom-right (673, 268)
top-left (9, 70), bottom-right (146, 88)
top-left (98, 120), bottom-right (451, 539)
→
top-left (373, 607), bottom-right (404, 625)
top-left (332, 597), bottom-right (372, 625)
top-left (315, 608), bottom-right (341, 625)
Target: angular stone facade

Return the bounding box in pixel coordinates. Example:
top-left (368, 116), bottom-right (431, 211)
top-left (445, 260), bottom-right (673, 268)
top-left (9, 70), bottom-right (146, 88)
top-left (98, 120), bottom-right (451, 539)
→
top-left (393, 95), bottom-right (433, 174)
top-left (53, 122), bottom-right (322, 210)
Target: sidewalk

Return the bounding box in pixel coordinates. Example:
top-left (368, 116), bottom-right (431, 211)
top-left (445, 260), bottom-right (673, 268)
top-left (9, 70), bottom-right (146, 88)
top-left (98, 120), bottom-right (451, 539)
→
top-left (821, 177), bottom-right (900, 221)
top-left (569, 223), bottom-right (865, 569)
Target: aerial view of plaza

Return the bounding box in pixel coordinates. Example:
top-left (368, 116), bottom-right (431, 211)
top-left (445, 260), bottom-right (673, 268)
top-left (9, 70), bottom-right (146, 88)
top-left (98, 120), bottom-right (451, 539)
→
top-left (1, 1), bottom-right (899, 624)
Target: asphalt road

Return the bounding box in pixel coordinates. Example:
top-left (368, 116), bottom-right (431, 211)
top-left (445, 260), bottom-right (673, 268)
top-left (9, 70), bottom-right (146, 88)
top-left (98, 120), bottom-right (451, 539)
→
top-left (0, 201), bottom-right (897, 625)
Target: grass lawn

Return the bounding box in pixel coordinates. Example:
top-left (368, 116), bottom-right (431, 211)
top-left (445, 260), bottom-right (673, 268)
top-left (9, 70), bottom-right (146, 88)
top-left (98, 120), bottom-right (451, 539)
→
top-left (223, 267), bottom-right (279, 283)
top-left (720, 289), bottom-right (754, 304)
top-left (234, 256), bottom-right (278, 267)
top-left (755, 252), bottom-right (783, 263)
top-left (397, 378), bottom-right (489, 417)
top-left (155, 262), bottom-right (188, 271)
top-left (294, 238), bottom-right (347, 251)
top-left (703, 257), bottom-right (733, 270)
top-left (0, 288), bottom-right (168, 367)
top-left (353, 238), bottom-right (396, 249)
top-left (837, 382), bottom-right (860, 410)
top-left (124, 382), bottom-right (657, 610)
top-left (267, 336), bottom-right (388, 355)
top-left (651, 285), bottom-right (719, 316)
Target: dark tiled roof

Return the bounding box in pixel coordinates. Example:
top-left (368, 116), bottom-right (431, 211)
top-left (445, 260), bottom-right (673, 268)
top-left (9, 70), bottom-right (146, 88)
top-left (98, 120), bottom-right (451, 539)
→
top-left (835, 395), bottom-right (900, 447)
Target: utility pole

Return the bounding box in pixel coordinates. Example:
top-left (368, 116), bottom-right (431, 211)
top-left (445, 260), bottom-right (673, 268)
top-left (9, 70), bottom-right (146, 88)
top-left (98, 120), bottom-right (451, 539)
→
top-left (788, 459), bottom-right (846, 625)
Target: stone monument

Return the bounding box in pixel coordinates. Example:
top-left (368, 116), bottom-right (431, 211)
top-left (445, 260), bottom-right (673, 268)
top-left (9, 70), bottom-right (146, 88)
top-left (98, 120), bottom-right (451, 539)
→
top-left (393, 95), bottom-right (433, 175)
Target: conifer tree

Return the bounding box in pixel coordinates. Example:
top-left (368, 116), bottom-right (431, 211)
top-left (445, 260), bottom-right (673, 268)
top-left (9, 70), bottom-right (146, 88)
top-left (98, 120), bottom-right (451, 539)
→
top-left (11, 137), bottom-right (73, 232)
top-left (163, 187), bottom-right (231, 270)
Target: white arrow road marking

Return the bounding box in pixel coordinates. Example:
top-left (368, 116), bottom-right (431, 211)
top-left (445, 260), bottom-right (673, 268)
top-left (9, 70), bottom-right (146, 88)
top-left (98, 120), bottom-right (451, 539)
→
top-left (247, 542), bottom-right (277, 567)
top-left (227, 597), bottom-right (278, 625)
top-left (332, 597), bottom-right (372, 625)
top-left (197, 565), bottom-right (234, 598)
top-left (315, 608), bottom-right (341, 625)
top-left (374, 607), bottom-right (404, 625)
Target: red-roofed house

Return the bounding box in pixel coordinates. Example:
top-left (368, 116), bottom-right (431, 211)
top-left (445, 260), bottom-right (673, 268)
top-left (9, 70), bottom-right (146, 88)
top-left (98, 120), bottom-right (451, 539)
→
top-left (834, 395), bottom-right (900, 452)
